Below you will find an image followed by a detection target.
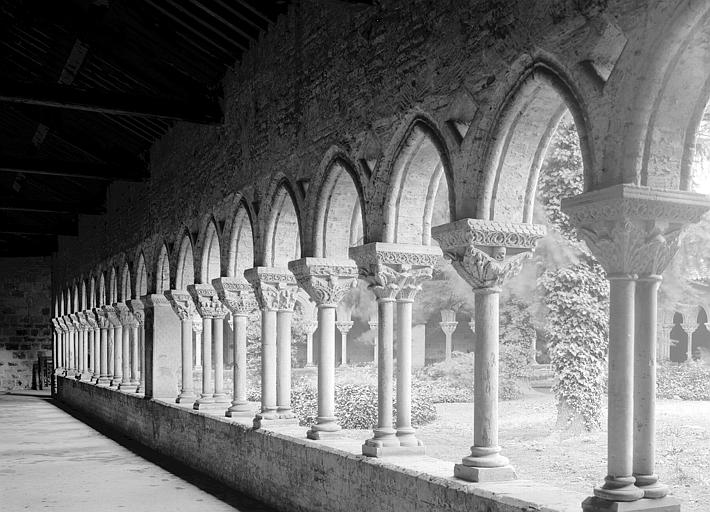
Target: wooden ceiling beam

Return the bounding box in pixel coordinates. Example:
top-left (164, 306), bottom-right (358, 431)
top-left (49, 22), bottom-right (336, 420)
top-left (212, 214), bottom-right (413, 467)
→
top-left (0, 156), bottom-right (146, 182)
top-left (0, 81), bottom-right (222, 124)
top-left (0, 212), bottom-right (78, 236)
top-left (0, 196), bottom-right (105, 215)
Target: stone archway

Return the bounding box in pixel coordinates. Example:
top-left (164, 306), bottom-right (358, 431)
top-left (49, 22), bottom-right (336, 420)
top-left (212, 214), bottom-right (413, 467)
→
top-left (264, 182), bottom-right (301, 267)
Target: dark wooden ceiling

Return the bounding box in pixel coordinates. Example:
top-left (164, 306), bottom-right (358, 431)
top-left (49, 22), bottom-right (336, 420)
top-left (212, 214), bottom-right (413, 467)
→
top-left (0, 0), bottom-right (292, 257)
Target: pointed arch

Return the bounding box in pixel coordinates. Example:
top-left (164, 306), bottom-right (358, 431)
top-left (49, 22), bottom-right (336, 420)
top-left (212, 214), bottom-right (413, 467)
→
top-left (264, 180), bottom-right (302, 267)
top-left (135, 253), bottom-right (148, 298)
top-left (383, 117), bottom-right (455, 245)
top-left (312, 154), bottom-right (366, 258)
top-left (80, 279), bottom-right (87, 311)
top-left (228, 201), bottom-right (255, 277)
top-left (98, 272), bottom-right (106, 306)
top-left (72, 283), bottom-right (79, 313)
top-left (176, 234), bottom-right (195, 289)
top-left (201, 219), bottom-right (222, 283)
top-left (156, 244), bottom-right (171, 292)
top-left (109, 267), bottom-right (118, 304)
top-left (478, 62), bottom-right (593, 223)
top-left (89, 275), bottom-right (96, 308)
top-left (121, 263), bottom-right (132, 302)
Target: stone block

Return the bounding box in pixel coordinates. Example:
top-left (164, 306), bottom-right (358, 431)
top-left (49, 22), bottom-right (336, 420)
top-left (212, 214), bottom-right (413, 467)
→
top-left (582, 496), bottom-right (681, 512)
top-left (454, 463), bottom-right (517, 482)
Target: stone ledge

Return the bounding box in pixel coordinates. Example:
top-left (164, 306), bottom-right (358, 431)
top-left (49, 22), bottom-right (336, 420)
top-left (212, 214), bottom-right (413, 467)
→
top-left (57, 376), bottom-right (586, 512)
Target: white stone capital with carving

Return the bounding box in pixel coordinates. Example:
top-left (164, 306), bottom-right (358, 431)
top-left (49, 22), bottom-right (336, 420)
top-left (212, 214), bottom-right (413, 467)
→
top-left (187, 284), bottom-right (227, 319)
top-left (165, 290), bottom-right (197, 321)
top-left (127, 299), bottom-right (145, 326)
top-left (212, 277), bottom-right (259, 316)
top-left (561, 184), bottom-right (710, 275)
top-left (335, 320), bottom-right (354, 335)
top-left (432, 219), bottom-right (545, 291)
top-left (83, 310), bottom-right (99, 330)
top-left (288, 258), bottom-right (358, 307)
top-left (244, 267), bottom-right (299, 312)
top-left (93, 308), bottom-right (111, 330)
top-left (102, 305), bottom-right (121, 328)
top-left (114, 302), bottom-right (136, 328)
top-left (348, 243), bottom-right (442, 301)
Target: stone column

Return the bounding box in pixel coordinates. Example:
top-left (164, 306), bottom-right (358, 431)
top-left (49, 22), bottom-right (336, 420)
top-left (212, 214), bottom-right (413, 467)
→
top-left (659, 324), bottom-right (672, 362)
top-left (95, 309), bottom-right (111, 387)
top-left (51, 319), bottom-right (61, 372)
top-left (350, 243), bottom-right (441, 457)
top-left (84, 311), bottom-right (100, 382)
top-left (433, 219), bottom-right (545, 480)
top-left (194, 318), bottom-right (203, 370)
top-left (439, 309), bottom-right (458, 361)
top-left (188, 284), bottom-right (227, 410)
top-left (368, 318), bottom-right (378, 362)
top-left (70, 314), bottom-right (82, 379)
top-left (395, 262), bottom-right (436, 450)
top-left (289, 258), bottom-right (358, 439)
top-left (166, 290), bottom-right (197, 404)
top-left (276, 307), bottom-right (295, 418)
top-left (128, 299), bottom-right (144, 391)
top-left (335, 319), bottom-right (353, 366)
top-left (245, 267), bottom-right (299, 427)
top-left (78, 313), bottom-right (91, 381)
top-left (682, 322), bottom-right (695, 362)
top-left (214, 278), bottom-right (259, 418)
top-left (304, 319), bottom-right (317, 366)
top-left (104, 305), bottom-right (122, 389)
top-left (562, 184), bottom-right (710, 510)
top-left (65, 315), bottom-right (77, 377)
top-left (116, 304), bottom-right (135, 391)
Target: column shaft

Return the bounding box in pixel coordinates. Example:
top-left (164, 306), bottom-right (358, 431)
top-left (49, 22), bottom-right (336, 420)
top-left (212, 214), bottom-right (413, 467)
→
top-left (98, 327), bottom-right (109, 386)
top-left (633, 276), bottom-right (667, 498)
top-left (112, 325), bottom-right (123, 387)
top-left (363, 298), bottom-right (398, 453)
top-left (177, 318), bottom-right (195, 403)
top-left (130, 325), bottom-right (140, 387)
top-left (594, 276), bottom-right (643, 501)
top-left (92, 328), bottom-right (100, 380)
top-left (226, 313), bottom-right (250, 417)
top-left (307, 306), bottom-right (339, 438)
top-left (259, 309), bottom-right (278, 419)
top-left (276, 310), bottom-right (294, 418)
top-left (138, 324), bottom-right (145, 393)
top-left (213, 316), bottom-right (228, 403)
top-left (396, 299), bottom-right (419, 446)
top-left (194, 317), bottom-right (215, 405)
top-left (120, 325), bottom-right (131, 385)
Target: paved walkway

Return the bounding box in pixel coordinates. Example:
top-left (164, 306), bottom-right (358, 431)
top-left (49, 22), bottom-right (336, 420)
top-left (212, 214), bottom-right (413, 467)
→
top-left (0, 392), bottom-right (274, 512)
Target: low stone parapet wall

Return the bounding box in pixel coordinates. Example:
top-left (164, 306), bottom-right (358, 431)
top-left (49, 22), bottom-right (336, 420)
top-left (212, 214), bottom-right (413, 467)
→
top-left (56, 377), bottom-right (584, 512)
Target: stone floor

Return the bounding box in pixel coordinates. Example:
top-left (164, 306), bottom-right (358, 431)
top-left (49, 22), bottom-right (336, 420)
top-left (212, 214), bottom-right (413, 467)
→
top-left (0, 391), bottom-right (275, 512)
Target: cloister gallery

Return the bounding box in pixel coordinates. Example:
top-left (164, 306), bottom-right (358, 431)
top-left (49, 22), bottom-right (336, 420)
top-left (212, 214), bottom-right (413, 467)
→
top-left (2, 1), bottom-right (710, 511)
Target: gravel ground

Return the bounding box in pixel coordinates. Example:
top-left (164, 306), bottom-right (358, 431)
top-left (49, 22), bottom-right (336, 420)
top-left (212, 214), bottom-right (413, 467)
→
top-left (337, 392), bottom-right (710, 511)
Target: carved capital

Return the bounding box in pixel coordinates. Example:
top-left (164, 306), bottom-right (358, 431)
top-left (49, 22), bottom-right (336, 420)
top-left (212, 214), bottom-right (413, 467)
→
top-left (127, 299), bottom-right (145, 326)
top-left (66, 314), bottom-right (80, 332)
top-left (432, 219), bottom-right (545, 291)
top-left (54, 317), bottom-right (67, 333)
top-left (244, 267), bottom-right (299, 312)
top-left (439, 321), bottom-right (458, 335)
top-left (102, 305), bottom-right (121, 328)
top-left (562, 184), bottom-right (710, 275)
top-left (165, 290), bottom-right (197, 321)
top-left (187, 284), bottom-right (226, 319)
top-left (288, 258), bottom-right (358, 307)
top-left (93, 308), bottom-right (111, 330)
top-left (335, 320), bottom-right (354, 334)
top-left (349, 243), bottom-right (441, 301)
top-left (212, 277), bottom-right (258, 316)
top-left (303, 319), bottom-right (318, 335)
top-left (83, 310), bottom-right (98, 330)
top-left (114, 302), bottom-right (136, 328)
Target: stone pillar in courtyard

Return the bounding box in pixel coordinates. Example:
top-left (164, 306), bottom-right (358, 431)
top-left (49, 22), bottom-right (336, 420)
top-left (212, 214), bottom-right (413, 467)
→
top-left (214, 277), bottom-right (258, 418)
top-left (439, 309), bottom-right (458, 361)
top-left (432, 219), bottom-right (545, 481)
top-left (562, 184), bottom-right (710, 511)
top-left (335, 317), bottom-right (354, 366)
top-left (116, 304), bottom-right (136, 391)
top-left (51, 319), bottom-right (62, 373)
top-left (84, 310), bottom-right (100, 382)
top-left (289, 258), bottom-right (358, 439)
top-left (166, 290), bottom-right (197, 404)
top-left (128, 299), bottom-right (144, 392)
top-left (144, 294), bottom-right (180, 399)
top-left (94, 308), bottom-right (111, 387)
top-left (103, 305), bottom-right (122, 388)
top-left (368, 318), bottom-right (378, 362)
top-left (304, 318), bottom-right (317, 366)
top-left (350, 243), bottom-right (441, 457)
top-left (190, 284), bottom-right (229, 409)
top-left (66, 314), bottom-right (78, 377)
top-left (77, 312), bottom-right (92, 381)
top-left (245, 267), bottom-right (299, 427)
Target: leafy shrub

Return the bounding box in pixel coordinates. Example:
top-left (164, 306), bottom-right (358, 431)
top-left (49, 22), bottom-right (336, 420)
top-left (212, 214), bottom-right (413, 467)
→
top-left (291, 381), bottom-right (437, 429)
top-left (657, 361), bottom-right (710, 400)
top-left (499, 378), bottom-right (524, 401)
top-left (500, 296), bottom-right (537, 379)
top-left (413, 380), bottom-right (473, 403)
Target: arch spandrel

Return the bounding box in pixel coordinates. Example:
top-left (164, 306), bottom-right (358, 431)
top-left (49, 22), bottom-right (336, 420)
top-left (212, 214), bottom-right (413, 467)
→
top-left (263, 180), bottom-right (302, 268)
top-left (227, 201), bottom-right (256, 278)
top-left (176, 234), bottom-right (196, 290)
top-left (199, 219), bottom-right (222, 284)
top-left (156, 244), bottom-right (171, 293)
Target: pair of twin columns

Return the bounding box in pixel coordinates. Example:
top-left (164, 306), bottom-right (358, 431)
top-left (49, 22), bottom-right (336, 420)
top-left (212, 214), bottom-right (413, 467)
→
top-left (51, 302), bottom-right (145, 393)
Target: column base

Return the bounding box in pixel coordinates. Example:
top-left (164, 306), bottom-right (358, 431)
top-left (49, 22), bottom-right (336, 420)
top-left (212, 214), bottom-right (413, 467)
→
top-left (454, 463), bottom-right (517, 482)
top-left (175, 392), bottom-right (196, 404)
top-left (253, 415), bottom-right (299, 429)
top-left (634, 475), bottom-right (669, 499)
top-left (362, 443), bottom-right (426, 457)
top-left (193, 398), bottom-right (225, 411)
top-left (594, 476), bottom-right (645, 502)
top-left (225, 402), bottom-right (253, 417)
top-left (118, 383), bottom-right (138, 392)
top-left (79, 372), bottom-right (93, 382)
top-left (582, 496), bottom-right (680, 512)
top-left (212, 393), bottom-right (230, 404)
top-left (307, 425), bottom-right (343, 440)
top-left (96, 377), bottom-right (111, 387)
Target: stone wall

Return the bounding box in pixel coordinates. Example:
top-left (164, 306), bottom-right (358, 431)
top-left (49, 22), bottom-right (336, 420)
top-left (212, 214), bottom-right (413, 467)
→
top-left (0, 257), bottom-right (52, 390)
top-left (56, 376), bottom-right (584, 512)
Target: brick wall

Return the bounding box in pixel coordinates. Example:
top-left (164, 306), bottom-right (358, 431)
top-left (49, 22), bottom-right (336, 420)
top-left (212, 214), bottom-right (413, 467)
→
top-left (0, 257), bottom-right (52, 390)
